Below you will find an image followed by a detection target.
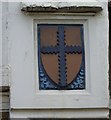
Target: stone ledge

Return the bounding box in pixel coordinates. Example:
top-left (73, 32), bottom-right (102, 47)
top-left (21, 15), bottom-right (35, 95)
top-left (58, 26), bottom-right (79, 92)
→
top-left (10, 109), bottom-right (109, 119)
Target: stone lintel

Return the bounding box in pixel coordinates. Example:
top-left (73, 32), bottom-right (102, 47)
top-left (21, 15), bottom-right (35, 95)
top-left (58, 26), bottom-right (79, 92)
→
top-left (21, 6), bottom-right (102, 14)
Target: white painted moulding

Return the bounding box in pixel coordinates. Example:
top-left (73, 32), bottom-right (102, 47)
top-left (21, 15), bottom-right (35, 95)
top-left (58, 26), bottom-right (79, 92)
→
top-left (21, 2), bottom-right (103, 14)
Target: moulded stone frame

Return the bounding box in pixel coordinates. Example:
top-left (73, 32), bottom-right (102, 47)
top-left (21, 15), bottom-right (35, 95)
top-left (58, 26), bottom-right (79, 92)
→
top-left (34, 17), bottom-right (90, 97)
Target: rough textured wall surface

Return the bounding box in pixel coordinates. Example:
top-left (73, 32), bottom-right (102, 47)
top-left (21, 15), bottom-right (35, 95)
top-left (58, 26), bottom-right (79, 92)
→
top-left (1, 2), bottom-right (10, 120)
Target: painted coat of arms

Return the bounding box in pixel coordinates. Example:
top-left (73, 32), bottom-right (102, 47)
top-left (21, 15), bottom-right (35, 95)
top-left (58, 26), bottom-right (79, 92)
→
top-left (38, 24), bottom-right (85, 90)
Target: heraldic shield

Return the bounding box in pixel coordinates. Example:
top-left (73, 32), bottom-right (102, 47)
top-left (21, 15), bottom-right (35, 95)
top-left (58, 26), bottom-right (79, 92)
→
top-left (38, 24), bottom-right (85, 90)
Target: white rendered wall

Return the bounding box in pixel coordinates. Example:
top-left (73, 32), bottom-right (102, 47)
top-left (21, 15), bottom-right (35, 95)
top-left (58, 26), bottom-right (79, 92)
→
top-left (7, 2), bottom-right (109, 118)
